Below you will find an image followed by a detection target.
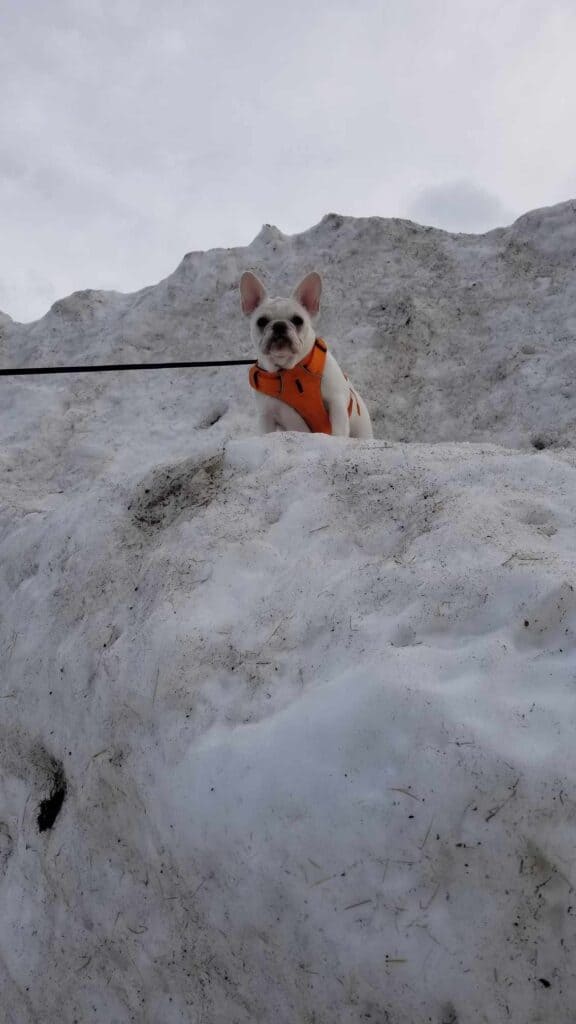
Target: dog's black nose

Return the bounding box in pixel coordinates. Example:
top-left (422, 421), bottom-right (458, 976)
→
top-left (272, 320), bottom-right (287, 336)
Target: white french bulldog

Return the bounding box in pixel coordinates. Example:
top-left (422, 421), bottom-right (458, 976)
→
top-left (240, 270), bottom-right (373, 438)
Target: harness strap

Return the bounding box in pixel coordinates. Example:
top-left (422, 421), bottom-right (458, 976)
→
top-left (248, 337), bottom-right (327, 398)
top-left (249, 337), bottom-right (356, 435)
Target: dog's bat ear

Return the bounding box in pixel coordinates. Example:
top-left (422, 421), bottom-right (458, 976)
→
top-left (292, 272), bottom-right (322, 316)
top-left (240, 271), bottom-right (267, 315)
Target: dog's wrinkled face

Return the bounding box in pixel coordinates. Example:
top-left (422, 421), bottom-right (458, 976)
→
top-left (240, 271), bottom-right (322, 370)
top-left (251, 296), bottom-right (313, 370)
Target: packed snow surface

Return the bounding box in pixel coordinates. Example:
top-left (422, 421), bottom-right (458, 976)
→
top-left (1, 200), bottom-right (576, 1023)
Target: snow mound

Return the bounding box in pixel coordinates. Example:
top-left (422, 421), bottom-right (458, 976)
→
top-left (1, 200), bottom-right (576, 1023)
top-left (2, 197), bottom-right (576, 449)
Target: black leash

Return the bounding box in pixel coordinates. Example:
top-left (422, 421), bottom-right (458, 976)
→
top-left (0, 358), bottom-right (256, 377)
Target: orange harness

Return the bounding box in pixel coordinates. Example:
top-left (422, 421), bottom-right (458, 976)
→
top-left (249, 338), bottom-right (358, 435)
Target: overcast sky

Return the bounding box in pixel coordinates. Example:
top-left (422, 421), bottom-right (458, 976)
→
top-left (1, 0), bottom-right (575, 322)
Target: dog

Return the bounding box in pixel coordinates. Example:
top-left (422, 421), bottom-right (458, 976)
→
top-left (240, 270), bottom-right (373, 438)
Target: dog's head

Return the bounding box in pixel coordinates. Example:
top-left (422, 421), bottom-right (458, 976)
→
top-left (239, 271), bottom-right (322, 370)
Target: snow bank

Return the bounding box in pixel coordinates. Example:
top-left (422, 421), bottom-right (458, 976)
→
top-left (1, 201), bottom-right (576, 1023)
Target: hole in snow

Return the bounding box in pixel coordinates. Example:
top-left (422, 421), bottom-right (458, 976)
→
top-left (37, 761), bottom-right (67, 832)
top-left (440, 1004), bottom-right (459, 1024)
top-left (0, 822), bottom-right (13, 877)
top-left (199, 404), bottom-right (227, 429)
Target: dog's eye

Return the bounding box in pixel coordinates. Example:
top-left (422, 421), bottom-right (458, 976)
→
top-left (291, 315), bottom-right (304, 328)
top-left (256, 316), bottom-right (269, 330)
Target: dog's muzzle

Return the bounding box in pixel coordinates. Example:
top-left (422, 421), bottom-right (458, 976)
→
top-left (263, 321), bottom-right (298, 354)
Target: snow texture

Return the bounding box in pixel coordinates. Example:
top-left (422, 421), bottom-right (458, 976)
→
top-left (1, 200), bottom-right (576, 1023)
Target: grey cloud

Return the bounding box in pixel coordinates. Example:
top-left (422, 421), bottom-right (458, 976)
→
top-left (406, 181), bottom-right (516, 233)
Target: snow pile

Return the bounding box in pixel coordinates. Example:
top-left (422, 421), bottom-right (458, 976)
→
top-left (3, 199), bottom-right (576, 449)
top-left (1, 201), bottom-right (576, 1023)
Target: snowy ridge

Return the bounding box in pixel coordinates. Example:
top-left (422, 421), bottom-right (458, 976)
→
top-left (2, 199), bottom-right (576, 448)
top-left (0, 201), bottom-right (576, 1023)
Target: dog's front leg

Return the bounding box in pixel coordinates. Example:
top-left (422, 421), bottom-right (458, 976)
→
top-left (258, 408), bottom-right (278, 433)
top-left (328, 399), bottom-right (351, 438)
